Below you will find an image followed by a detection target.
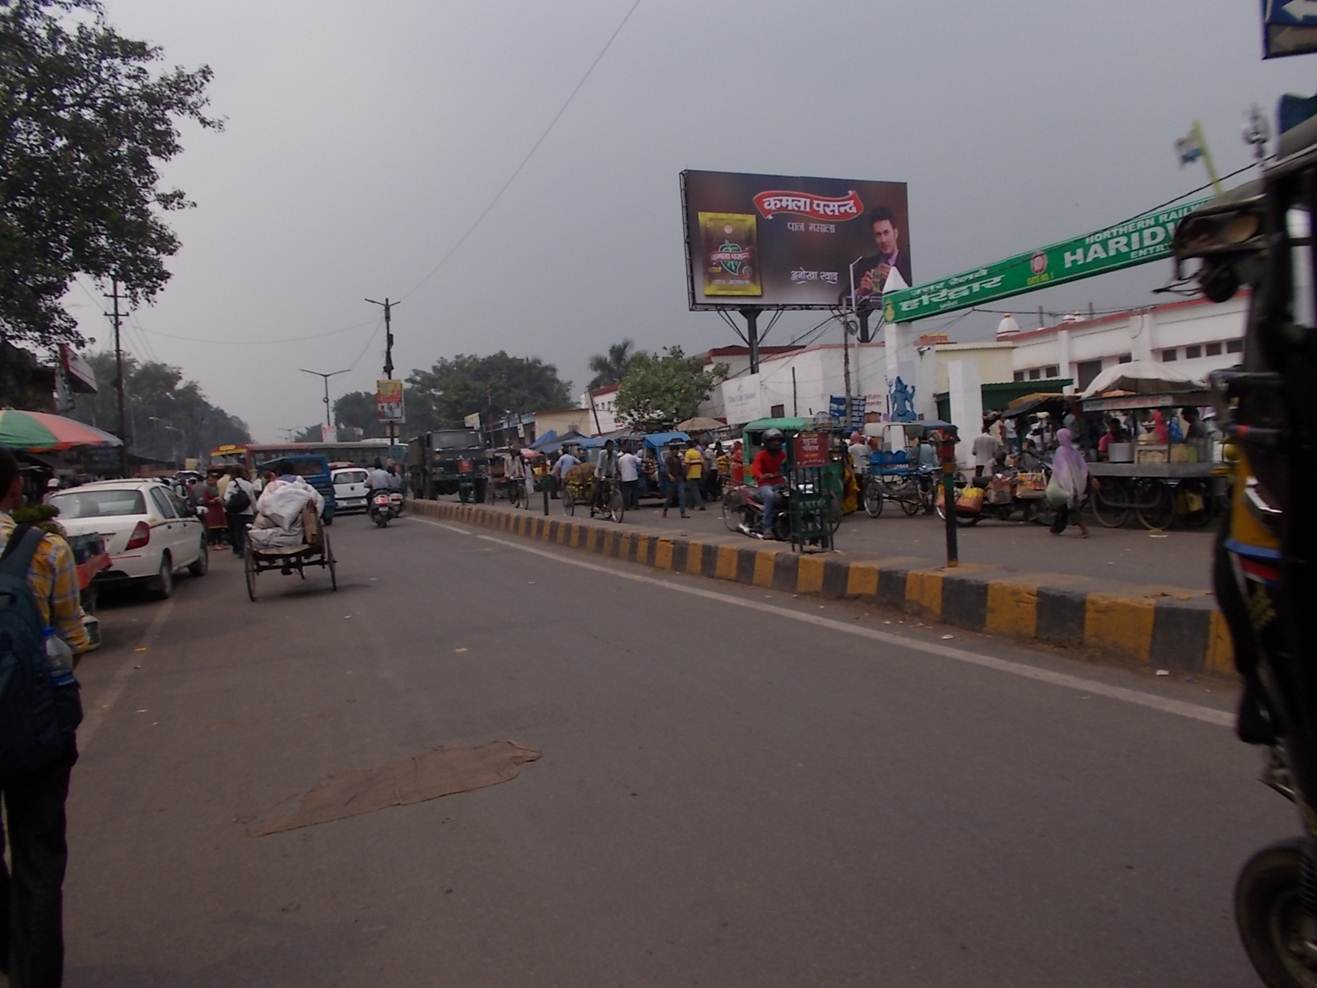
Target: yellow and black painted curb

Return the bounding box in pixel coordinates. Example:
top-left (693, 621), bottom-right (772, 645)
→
top-left (410, 498), bottom-right (1233, 677)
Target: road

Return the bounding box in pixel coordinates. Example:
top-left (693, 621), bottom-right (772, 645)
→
top-left (503, 489), bottom-right (1214, 590)
top-left (64, 509), bottom-right (1281, 987)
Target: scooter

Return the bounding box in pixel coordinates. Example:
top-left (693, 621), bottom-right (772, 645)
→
top-left (369, 491), bottom-right (396, 528)
top-left (721, 484), bottom-right (789, 540)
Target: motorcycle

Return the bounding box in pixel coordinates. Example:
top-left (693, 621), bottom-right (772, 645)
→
top-left (721, 482), bottom-right (841, 542)
top-left (369, 491), bottom-right (399, 528)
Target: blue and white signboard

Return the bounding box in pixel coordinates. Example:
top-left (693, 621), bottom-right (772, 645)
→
top-left (1263, 0), bottom-right (1317, 58)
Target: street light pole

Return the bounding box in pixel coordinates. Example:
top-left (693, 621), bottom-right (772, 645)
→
top-left (300, 368), bottom-right (351, 439)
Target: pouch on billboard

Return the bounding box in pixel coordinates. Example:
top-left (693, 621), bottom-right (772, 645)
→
top-left (699, 211), bottom-right (762, 297)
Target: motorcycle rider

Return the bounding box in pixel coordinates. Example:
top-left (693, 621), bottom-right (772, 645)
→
top-left (367, 459), bottom-right (393, 512)
top-left (752, 429), bottom-right (788, 537)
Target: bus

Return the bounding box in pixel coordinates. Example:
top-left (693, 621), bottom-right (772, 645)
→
top-left (208, 440), bottom-right (408, 471)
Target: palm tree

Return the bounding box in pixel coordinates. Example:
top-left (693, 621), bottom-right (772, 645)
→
top-left (587, 339), bottom-right (639, 389)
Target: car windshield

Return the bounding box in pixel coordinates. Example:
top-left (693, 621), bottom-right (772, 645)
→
top-left (50, 489), bottom-right (147, 519)
top-left (335, 470), bottom-right (367, 485)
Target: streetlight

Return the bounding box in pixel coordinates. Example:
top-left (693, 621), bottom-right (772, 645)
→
top-left (300, 368), bottom-right (351, 439)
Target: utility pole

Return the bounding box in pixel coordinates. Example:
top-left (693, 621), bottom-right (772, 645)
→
top-left (842, 314), bottom-right (854, 427)
top-left (300, 368), bottom-right (351, 440)
top-left (365, 297), bottom-right (400, 445)
top-left (105, 279), bottom-right (128, 477)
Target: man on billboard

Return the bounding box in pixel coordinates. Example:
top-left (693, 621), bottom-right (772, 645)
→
top-left (850, 207), bottom-right (911, 308)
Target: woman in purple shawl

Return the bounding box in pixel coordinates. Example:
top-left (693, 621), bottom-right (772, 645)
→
top-left (1049, 428), bottom-right (1091, 538)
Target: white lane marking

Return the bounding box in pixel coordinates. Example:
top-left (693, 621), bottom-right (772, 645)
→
top-left (79, 597), bottom-right (175, 751)
top-left (461, 530), bottom-right (1232, 729)
top-left (432, 522), bottom-right (472, 535)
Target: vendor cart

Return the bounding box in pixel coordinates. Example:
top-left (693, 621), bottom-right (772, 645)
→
top-left (243, 510), bottom-right (337, 601)
top-left (1081, 388), bottom-right (1222, 529)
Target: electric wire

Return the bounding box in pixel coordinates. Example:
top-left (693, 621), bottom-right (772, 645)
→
top-left (400, 0), bottom-right (642, 300)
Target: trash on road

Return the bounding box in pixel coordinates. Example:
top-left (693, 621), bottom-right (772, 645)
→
top-left (1155, 669), bottom-right (1170, 676)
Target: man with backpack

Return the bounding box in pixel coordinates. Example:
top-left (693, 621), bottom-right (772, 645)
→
top-left (0, 447), bottom-right (89, 987)
top-left (223, 468), bottom-right (256, 557)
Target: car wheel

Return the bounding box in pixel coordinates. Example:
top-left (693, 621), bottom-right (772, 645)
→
top-left (187, 539), bottom-right (208, 577)
top-left (151, 553), bottom-right (175, 600)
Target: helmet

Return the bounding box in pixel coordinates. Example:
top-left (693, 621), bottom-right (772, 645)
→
top-left (763, 428), bottom-right (784, 446)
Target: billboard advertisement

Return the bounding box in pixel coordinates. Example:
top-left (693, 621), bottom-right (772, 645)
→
top-left (681, 170), bottom-right (911, 310)
top-left (376, 379), bottom-right (404, 424)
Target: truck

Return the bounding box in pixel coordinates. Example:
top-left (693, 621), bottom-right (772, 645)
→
top-left (406, 430), bottom-right (490, 502)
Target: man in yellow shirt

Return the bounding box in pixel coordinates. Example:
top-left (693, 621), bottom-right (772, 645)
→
top-left (0, 447), bottom-right (89, 988)
top-left (683, 439), bottom-right (706, 511)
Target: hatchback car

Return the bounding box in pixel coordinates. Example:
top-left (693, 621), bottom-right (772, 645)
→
top-left (331, 467), bottom-right (370, 514)
top-left (48, 480), bottom-right (208, 599)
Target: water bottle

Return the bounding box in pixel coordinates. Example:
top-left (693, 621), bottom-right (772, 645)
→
top-left (42, 627), bottom-right (75, 687)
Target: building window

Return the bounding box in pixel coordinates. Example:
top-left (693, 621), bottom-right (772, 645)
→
top-left (1044, 365), bottom-right (1059, 378)
top-left (1205, 341), bottom-right (1222, 356)
top-left (1028, 368), bottom-right (1041, 381)
top-left (770, 403), bottom-right (785, 417)
top-left (1013, 370), bottom-right (1025, 382)
top-left (1076, 359), bottom-right (1103, 390)
top-left (1117, 353), bottom-right (1132, 364)
top-left (1226, 338), bottom-right (1244, 354)
top-left (1161, 348), bottom-right (1177, 361)
top-left (1185, 344), bottom-right (1202, 359)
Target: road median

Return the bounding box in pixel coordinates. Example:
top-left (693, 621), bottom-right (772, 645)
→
top-left (409, 498), bottom-right (1232, 676)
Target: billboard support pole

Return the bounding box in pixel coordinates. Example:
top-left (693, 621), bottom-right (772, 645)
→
top-left (739, 307), bottom-right (762, 373)
top-left (366, 296), bottom-right (400, 445)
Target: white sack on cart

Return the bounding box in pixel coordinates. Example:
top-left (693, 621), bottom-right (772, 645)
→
top-left (254, 478), bottom-right (324, 529)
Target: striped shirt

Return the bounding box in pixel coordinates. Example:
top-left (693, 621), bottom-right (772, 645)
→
top-left (0, 513), bottom-right (90, 653)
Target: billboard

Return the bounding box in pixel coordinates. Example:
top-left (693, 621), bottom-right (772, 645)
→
top-left (681, 170), bottom-right (911, 310)
top-left (376, 379), bottom-right (404, 424)
top-left (1263, 0), bottom-right (1317, 57)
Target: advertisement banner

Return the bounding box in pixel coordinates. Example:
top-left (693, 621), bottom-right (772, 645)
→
top-left (883, 198), bottom-right (1210, 324)
top-left (721, 373), bottom-right (764, 425)
top-left (463, 412), bottom-right (481, 429)
top-left (59, 345), bottom-right (97, 392)
top-left (682, 171), bottom-right (911, 310)
top-left (376, 379), bottom-right (404, 424)
top-left (792, 433), bottom-right (830, 468)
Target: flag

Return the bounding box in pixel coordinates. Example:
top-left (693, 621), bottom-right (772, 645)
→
top-left (1175, 122), bottom-right (1205, 166)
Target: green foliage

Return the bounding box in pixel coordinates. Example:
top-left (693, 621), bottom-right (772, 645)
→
top-left (293, 423), bottom-right (322, 443)
top-left (68, 352), bottom-right (250, 463)
top-left (0, 0), bottom-right (222, 347)
top-left (332, 391), bottom-right (384, 439)
top-left (614, 347), bottom-right (728, 431)
top-left (587, 339), bottom-right (643, 390)
top-left (404, 352), bottom-right (572, 433)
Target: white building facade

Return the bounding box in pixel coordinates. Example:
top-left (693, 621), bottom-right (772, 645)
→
top-left (1007, 295), bottom-right (1247, 391)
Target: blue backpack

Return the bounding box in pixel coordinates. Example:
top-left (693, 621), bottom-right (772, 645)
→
top-left (0, 525), bottom-right (63, 783)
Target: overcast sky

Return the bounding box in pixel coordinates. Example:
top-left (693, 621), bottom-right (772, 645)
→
top-left (72, 0), bottom-right (1315, 441)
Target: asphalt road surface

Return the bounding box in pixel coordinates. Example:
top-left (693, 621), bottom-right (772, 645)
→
top-left (65, 510), bottom-right (1283, 987)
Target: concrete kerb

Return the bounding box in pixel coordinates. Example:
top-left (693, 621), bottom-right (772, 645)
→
top-left (408, 498), bottom-right (1230, 675)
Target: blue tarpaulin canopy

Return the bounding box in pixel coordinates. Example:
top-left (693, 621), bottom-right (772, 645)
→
top-left (642, 431), bottom-right (690, 450)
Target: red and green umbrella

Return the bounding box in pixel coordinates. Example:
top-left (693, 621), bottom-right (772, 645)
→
top-left (0, 409), bottom-right (123, 452)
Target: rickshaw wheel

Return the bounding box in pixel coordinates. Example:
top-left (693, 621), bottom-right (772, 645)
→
top-left (609, 487), bottom-right (625, 524)
top-left (900, 490), bottom-right (921, 516)
top-left (1135, 480), bottom-right (1175, 531)
top-left (323, 527), bottom-right (337, 591)
top-left (863, 482), bottom-right (884, 518)
top-left (562, 487), bottom-right (575, 515)
top-left (721, 491), bottom-right (741, 531)
top-left (244, 544), bottom-right (256, 602)
top-left (1090, 480), bottom-right (1131, 528)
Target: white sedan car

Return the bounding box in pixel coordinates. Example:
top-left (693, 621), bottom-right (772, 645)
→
top-left (331, 467), bottom-right (370, 514)
top-left (49, 480), bottom-right (208, 599)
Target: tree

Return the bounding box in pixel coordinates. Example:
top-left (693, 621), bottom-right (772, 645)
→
top-left (614, 347), bottom-right (728, 431)
top-left (69, 352), bottom-right (250, 463)
top-left (293, 424), bottom-right (322, 443)
top-left (0, 0), bottom-right (222, 347)
top-left (405, 352), bottom-right (572, 432)
top-left (333, 391), bottom-right (384, 438)
top-left (587, 339), bottom-right (642, 390)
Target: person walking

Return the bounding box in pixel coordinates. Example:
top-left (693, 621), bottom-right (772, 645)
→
top-left (710, 443), bottom-right (729, 502)
top-left (1048, 428), bottom-right (1093, 538)
top-left (200, 473), bottom-right (227, 546)
top-left (662, 442), bottom-right (687, 519)
top-left (223, 468), bottom-right (256, 557)
top-left (972, 421), bottom-right (999, 481)
top-left (0, 447), bottom-right (90, 988)
top-left (682, 439), bottom-right (705, 510)
top-left (617, 447), bottom-right (640, 508)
